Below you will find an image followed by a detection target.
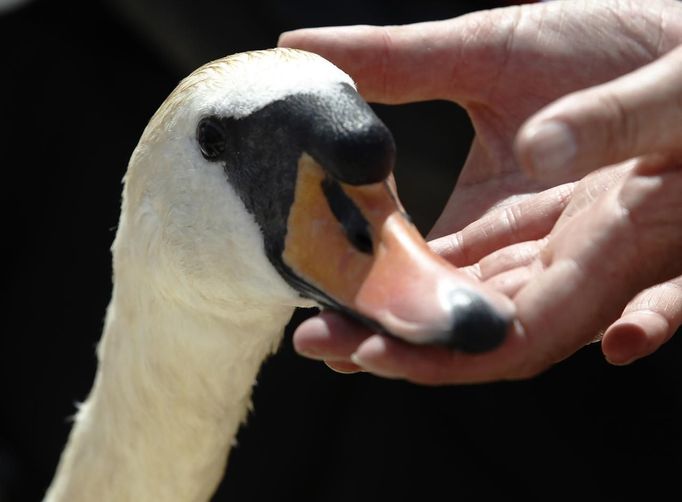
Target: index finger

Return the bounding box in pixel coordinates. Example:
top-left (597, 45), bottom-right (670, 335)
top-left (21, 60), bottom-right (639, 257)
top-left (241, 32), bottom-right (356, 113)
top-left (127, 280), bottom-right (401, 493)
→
top-left (277, 12), bottom-right (517, 104)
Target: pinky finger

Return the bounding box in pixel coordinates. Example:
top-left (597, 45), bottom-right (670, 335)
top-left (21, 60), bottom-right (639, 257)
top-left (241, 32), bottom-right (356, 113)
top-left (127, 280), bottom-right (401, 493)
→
top-left (601, 276), bottom-right (682, 365)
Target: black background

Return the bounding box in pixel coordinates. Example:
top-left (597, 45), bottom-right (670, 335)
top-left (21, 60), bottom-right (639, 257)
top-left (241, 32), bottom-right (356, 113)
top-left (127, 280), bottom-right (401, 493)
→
top-left (1, 1), bottom-right (680, 501)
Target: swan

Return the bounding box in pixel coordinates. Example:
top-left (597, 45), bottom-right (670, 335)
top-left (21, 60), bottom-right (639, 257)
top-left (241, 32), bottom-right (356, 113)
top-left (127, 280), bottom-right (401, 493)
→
top-left (43, 48), bottom-right (514, 502)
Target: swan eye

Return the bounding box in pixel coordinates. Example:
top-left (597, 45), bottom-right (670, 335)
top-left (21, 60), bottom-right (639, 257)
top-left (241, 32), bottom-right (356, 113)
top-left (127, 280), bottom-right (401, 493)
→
top-left (197, 117), bottom-right (227, 160)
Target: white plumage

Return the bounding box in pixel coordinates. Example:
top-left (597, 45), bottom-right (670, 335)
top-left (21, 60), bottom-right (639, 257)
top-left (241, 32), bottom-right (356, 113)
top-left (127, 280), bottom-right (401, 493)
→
top-left (44, 49), bottom-right (355, 502)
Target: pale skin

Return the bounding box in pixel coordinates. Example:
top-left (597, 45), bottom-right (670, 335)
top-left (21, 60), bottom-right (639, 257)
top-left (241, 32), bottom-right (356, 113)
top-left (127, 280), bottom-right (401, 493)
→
top-left (278, 0), bottom-right (682, 384)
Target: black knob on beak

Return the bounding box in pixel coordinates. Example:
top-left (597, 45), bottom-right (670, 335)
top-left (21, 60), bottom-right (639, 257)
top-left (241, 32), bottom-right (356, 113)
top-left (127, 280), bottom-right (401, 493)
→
top-left (301, 83), bottom-right (396, 185)
top-left (443, 289), bottom-right (511, 353)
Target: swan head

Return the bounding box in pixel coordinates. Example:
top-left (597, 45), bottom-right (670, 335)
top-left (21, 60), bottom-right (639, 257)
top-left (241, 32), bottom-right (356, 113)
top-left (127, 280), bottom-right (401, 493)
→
top-left (119, 48), bottom-right (514, 352)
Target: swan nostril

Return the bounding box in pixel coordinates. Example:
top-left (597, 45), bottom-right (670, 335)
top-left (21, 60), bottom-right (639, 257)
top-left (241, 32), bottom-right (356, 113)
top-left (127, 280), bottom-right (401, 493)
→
top-left (442, 289), bottom-right (510, 353)
top-left (321, 176), bottom-right (373, 255)
top-left (349, 228), bottom-right (373, 254)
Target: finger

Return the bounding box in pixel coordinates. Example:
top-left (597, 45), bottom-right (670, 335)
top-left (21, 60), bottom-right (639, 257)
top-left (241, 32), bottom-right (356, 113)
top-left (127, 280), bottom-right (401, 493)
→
top-left (481, 246), bottom-right (545, 299)
top-left (551, 161), bottom-right (633, 230)
top-left (478, 240), bottom-right (543, 280)
top-left (486, 266), bottom-right (534, 299)
top-left (517, 44), bottom-right (682, 184)
top-left (350, 328), bottom-right (532, 385)
top-left (292, 310), bottom-right (372, 361)
top-left (278, 10), bottom-right (521, 104)
top-left (296, 316), bottom-right (531, 384)
top-left (513, 166), bottom-right (682, 366)
top-left (429, 183), bottom-right (573, 267)
top-left (601, 277), bottom-right (682, 365)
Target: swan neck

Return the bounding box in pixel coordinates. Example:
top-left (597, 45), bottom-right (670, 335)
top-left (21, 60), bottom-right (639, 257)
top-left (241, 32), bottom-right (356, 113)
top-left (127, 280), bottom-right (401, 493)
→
top-left (44, 279), bottom-right (293, 502)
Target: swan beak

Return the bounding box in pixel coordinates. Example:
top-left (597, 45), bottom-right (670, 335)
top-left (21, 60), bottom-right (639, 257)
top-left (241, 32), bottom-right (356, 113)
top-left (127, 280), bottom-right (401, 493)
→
top-left (283, 154), bottom-right (515, 353)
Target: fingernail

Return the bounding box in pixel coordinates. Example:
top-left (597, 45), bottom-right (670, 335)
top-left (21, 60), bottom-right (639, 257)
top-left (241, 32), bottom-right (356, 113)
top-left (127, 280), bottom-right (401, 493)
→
top-left (277, 31), bottom-right (292, 46)
top-left (350, 351), bottom-right (365, 368)
top-left (525, 121), bottom-right (576, 174)
top-left (603, 323), bottom-right (648, 366)
top-left (350, 337), bottom-right (404, 380)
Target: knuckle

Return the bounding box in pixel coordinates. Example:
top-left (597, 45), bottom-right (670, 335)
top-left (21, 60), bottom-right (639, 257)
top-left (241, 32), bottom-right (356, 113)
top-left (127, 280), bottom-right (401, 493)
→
top-left (502, 205), bottom-right (522, 237)
top-left (378, 26), bottom-right (395, 101)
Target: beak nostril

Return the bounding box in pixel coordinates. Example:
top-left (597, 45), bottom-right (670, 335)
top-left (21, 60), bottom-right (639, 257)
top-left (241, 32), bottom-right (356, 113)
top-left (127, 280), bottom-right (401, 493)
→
top-left (443, 289), bottom-right (510, 353)
top-left (349, 228), bottom-right (373, 255)
top-left (321, 176), bottom-right (374, 255)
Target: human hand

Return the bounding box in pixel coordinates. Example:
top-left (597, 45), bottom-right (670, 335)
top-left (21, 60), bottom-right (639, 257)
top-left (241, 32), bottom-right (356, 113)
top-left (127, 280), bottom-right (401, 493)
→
top-left (279, 0), bottom-right (682, 382)
top-left (290, 160), bottom-right (682, 382)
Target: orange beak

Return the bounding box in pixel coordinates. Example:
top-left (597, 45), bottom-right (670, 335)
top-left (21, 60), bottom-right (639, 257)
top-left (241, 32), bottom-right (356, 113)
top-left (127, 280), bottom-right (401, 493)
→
top-left (283, 154), bottom-right (515, 352)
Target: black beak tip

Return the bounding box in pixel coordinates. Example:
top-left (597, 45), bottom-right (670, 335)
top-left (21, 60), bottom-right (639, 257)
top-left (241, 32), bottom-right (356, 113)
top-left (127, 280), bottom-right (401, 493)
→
top-left (443, 289), bottom-right (511, 353)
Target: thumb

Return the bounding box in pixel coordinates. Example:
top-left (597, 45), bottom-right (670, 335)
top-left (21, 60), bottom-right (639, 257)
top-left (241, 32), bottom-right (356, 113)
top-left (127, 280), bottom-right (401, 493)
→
top-left (516, 44), bottom-right (682, 184)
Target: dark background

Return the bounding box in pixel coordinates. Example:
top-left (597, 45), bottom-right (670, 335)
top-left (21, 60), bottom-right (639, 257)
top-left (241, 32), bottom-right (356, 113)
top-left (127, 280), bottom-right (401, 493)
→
top-left (1, 1), bottom-right (680, 501)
